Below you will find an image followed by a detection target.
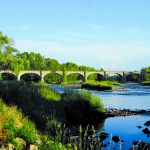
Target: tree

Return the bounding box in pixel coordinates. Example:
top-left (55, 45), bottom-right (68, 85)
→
top-left (62, 62), bottom-right (78, 71)
top-left (11, 57), bottom-right (24, 74)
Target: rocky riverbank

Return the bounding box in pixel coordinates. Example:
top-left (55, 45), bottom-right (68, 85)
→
top-left (106, 108), bottom-right (150, 117)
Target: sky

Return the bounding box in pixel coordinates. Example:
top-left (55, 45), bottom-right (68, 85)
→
top-left (0, 0), bottom-right (150, 71)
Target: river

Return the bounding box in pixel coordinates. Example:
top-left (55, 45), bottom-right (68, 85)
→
top-left (49, 83), bottom-right (150, 150)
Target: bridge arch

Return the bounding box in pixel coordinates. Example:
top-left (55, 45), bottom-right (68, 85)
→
top-left (126, 72), bottom-right (141, 82)
top-left (43, 73), bottom-right (62, 84)
top-left (66, 72), bottom-right (85, 83)
top-left (0, 72), bottom-right (17, 81)
top-left (87, 73), bottom-right (105, 81)
top-left (20, 73), bottom-right (41, 82)
top-left (107, 73), bottom-right (123, 82)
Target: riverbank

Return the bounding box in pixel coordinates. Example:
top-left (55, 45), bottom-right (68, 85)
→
top-left (106, 108), bottom-right (150, 117)
top-left (0, 81), bottom-right (150, 149)
top-left (141, 81), bottom-right (150, 86)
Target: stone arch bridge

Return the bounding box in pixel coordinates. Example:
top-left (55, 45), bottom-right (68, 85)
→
top-left (0, 70), bottom-right (143, 83)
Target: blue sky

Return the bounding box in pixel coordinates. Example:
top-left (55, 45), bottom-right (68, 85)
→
top-left (0, 0), bottom-right (150, 71)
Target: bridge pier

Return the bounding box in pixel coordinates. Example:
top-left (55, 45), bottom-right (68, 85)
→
top-left (84, 71), bottom-right (87, 82)
top-left (17, 75), bottom-right (21, 81)
top-left (122, 72), bottom-right (126, 83)
top-left (40, 71), bottom-right (44, 82)
top-left (104, 71), bottom-right (107, 80)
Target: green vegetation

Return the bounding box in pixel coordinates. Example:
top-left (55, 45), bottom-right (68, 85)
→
top-left (142, 67), bottom-right (150, 81)
top-left (61, 91), bottom-right (106, 125)
top-left (0, 81), bottom-right (107, 149)
top-left (0, 32), bottom-right (106, 83)
top-left (38, 83), bottom-right (61, 101)
top-left (81, 81), bottom-right (122, 91)
top-left (0, 81), bottom-right (106, 127)
top-left (0, 100), bottom-right (37, 148)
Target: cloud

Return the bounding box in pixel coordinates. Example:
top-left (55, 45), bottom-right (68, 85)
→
top-left (14, 39), bottom-right (150, 71)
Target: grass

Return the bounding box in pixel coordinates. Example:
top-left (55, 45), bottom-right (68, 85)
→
top-left (0, 81), bottom-right (148, 150)
top-left (38, 83), bottom-right (61, 101)
top-left (61, 91), bottom-right (106, 125)
top-left (82, 81), bottom-right (114, 91)
top-left (82, 81), bottom-right (123, 91)
top-left (0, 100), bottom-right (37, 148)
top-left (0, 81), bottom-right (106, 128)
top-left (0, 81), bottom-right (63, 130)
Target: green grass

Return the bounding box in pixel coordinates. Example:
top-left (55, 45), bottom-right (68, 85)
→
top-left (0, 100), bottom-right (37, 148)
top-left (81, 91), bottom-right (106, 112)
top-left (82, 81), bottom-right (123, 91)
top-left (38, 84), bottom-right (60, 101)
top-left (61, 91), bottom-right (106, 125)
top-left (0, 81), bottom-right (106, 128)
top-left (82, 81), bottom-right (114, 91)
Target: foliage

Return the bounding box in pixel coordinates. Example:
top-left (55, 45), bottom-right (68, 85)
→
top-left (0, 81), bottom-right (106, 128)
top-left (39, 134), bottom-right (71, 150)
top-left (142, 67), bottom-right (150, 81)
top-left (0, 100), bottom-right (37, 146)
top-left (87, 73), bottom-right (104, 81)
top-left (44, 73), bottom-right (62, 84)
top-left (66, 73), bottom-right (84, 83)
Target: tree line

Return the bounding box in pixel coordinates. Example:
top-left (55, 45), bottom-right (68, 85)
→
top-left (0, 32), bottom-right (104, 74)
top-left (0, 31), bottom-right (149, 83)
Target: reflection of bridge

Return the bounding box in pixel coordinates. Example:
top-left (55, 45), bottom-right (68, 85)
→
top-left (0, 70), bottom-right (143, 83)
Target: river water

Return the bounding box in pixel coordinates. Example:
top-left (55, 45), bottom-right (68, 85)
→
top-left (50, 83), bottom-right (150, 150)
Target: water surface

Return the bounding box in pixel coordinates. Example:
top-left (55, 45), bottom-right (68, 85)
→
top-left (49, 83), bottom-right (150, 149)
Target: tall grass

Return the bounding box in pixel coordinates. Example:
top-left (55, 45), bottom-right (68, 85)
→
top-left (0, 81), bottom-right (62, 130)
top-left (61, 91), bottom-right (106, 125)
top-left (0, 81), bottom-right (106, 128)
